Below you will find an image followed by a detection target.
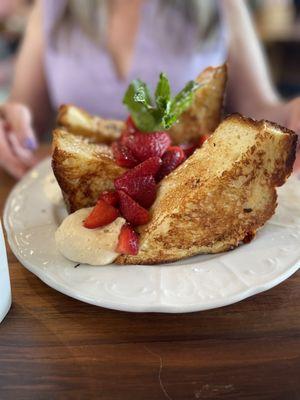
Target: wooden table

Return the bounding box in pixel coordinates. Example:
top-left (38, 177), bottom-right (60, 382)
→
top-left (1, 149), bottom-right (300, 400)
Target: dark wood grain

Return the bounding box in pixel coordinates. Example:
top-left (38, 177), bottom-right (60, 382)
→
top-left (1, 148), bottom-right (300, 400)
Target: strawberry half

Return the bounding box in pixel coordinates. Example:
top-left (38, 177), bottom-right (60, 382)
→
top-left (83, 199), bottom-right (119, 229)
top-left (116, 223), bottom-right (139, 255)
top-left (119, 156), bottom-right (162, 181)
top-left (112, 142), bottom-right (139, 168)
top-left (120, 116), bottom-right (138, 144)
top-left (115, 175), bottom-right (157, 209)
top-left (126, 131), bottom-right (171, 162)
top-left (101, 191), bottom-right (119, 207)
top-left (156, 146), bottom-right (186, 181)
top-left (117, 190), bottom-right (150, 226)
top-left (125, 115), bottom-right (137, 134)
top-left (199, 134), bottom-right (209, 147)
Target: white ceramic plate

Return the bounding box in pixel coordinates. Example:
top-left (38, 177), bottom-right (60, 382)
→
top-left (4, 158), bottom-right (300, 313)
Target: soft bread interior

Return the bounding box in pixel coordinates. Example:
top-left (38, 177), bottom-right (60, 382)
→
top-left (57, 105), bottom-right (124, 144)
top-left (52, 129), bottom-right (125, 212)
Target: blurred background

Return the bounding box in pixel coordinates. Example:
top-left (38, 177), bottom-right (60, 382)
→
top-left (0, 0), bottom-right (300, 102)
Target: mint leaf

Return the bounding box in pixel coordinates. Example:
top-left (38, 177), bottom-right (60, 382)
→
top-left (171, 80), bottom-right (200, 115)
top-left (123, 73), bottom-right (201, 132)
top-left (163, 80), bottom-right (200, 129)
top-left (123, 79), bottom-right (152, 112)
top-left (133, 80), bottom-right (153, 110)
top-left (155, 73), bottom-right (171, 111)
top-left (123, 80), bottom-right (156, 131)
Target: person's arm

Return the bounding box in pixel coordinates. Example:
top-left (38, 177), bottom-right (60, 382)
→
top-left (9, 0), bottom-right (53, 135)
top-left (0, 0), bottom-right (53, 178)
top-left (221, 0), bottom-right (282, 120)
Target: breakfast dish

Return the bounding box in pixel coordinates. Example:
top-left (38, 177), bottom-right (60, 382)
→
top-left (3, 163), bottom-right (300, 312)
top-left (3, 63), bottom-right (299, 312)
top-left (52, 64), bottom-right (297, 266)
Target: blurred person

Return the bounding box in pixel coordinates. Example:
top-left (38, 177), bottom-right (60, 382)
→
top-left (0, 0), bottom-right (31, 97)
top-left (1, 0), bottom-right (300, 179)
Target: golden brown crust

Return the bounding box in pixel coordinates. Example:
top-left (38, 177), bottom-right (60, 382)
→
top-left (168, 64), bottom-right (227, 144)
top-left (57, 104), bottom-right (124, 144)
top-left (117, 114), bottom-right (297, 264)
top-left (224, 114), bottom-right (297, 186)
top-left (52, 129), bottom-right (125, 213)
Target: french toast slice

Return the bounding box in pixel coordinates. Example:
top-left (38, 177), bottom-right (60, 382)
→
top-left (57, 104), bottom-right (125, 144)
top-left (168, 64), bottom-right (227, 144)
top-left (52, 129), bottom-right (126, 213)
top-left (117, 114), bottom-right (297, 265)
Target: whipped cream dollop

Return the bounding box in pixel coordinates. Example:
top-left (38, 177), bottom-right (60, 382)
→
top-left (55, 208), bottom-right (125, 265)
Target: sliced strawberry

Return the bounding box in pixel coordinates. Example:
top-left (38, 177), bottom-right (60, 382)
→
top-left (101, 191), bottom-right (119, 207)
top-left (117, 190), bottom-right (150, 226)
top-left (199, 134), bottom-right (209, 147)
top-left (133, 156), bottom-right (162, 176)
top-left (116, 223), bottom-right (139, 255)
top-left (126, 131), bottom-right (171, 161)
top-left (119, 157), bottom-right (162, 183)
top-left (156, 146), bottom-right (186, 181)
top-left (115, 175), bottom-right (156, 209)
top-left (120, 116), bottom-right (138, 144)
top-left (112, 142), bottom-right (139, 168)
top-left (83, 199), bottom-right (119, 229)
top-left (180, 142), bottom-right (198, 158)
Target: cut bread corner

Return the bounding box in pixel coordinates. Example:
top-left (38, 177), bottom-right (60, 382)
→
top-left (168, 64), bottom-right (227, 144)
top-left (52, 129), bottom-right (126, 213)
top-left (57, 104), bottom-right (124, 144)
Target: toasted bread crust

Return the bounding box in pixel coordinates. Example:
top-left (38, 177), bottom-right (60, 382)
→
top-left (52, 129), bottom-right (125, 213)
top-left (117, 114), bottom-right (297, 264)
top-left (57, 104), bottom-right (124, 144)
top-left (226, 114), bottom-right (297, 187)
top-left (168, 64), bottom-right (227, 144)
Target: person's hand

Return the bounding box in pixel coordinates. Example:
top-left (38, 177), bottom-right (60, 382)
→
top-left (0, 102), bottom-right (39, 179)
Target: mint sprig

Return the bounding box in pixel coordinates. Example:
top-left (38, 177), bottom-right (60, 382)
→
top-left (123, 73), bottom-right (200, 132)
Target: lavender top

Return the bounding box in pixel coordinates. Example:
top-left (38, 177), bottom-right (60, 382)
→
top-left (43, 0), bottom-right (227, 120)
